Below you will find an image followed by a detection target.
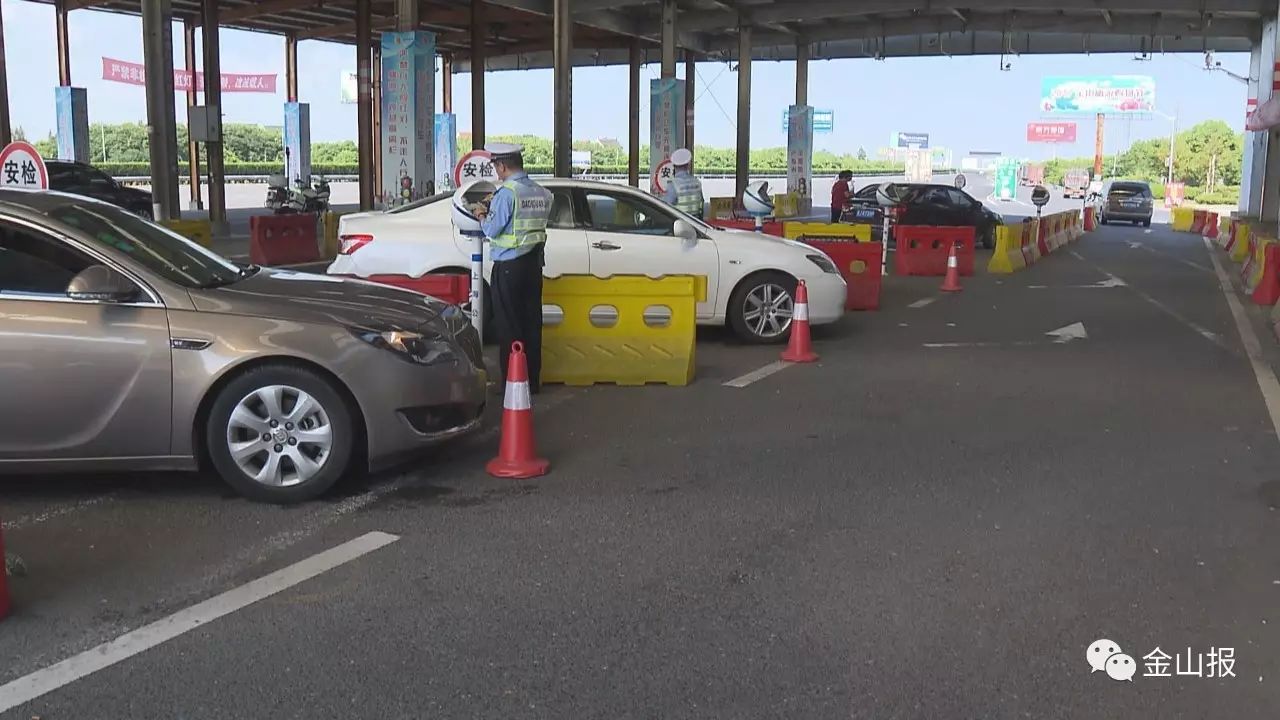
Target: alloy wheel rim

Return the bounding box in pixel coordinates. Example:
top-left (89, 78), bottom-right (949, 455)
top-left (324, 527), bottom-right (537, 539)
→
top-left (226, 385), bottom-right (333, 488)
top-left (743, 283), bottom-right (794, 339)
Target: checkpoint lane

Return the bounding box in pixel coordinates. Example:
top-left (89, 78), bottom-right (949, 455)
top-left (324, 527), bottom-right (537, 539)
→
top-left (7, 219), bottom-right (1280, 717)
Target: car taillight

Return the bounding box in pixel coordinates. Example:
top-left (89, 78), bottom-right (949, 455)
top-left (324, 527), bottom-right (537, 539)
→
top-left (339, 234), bottom-right (373, 255)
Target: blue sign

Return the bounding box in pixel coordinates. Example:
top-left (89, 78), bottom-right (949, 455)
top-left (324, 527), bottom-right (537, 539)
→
top-left (283, 102), bottom-right (311, 186)
top-left (649, 78), bottom-right (686, 192)
top-left (781, 108), bottom-right (833, 134)
top-left (55, 86), bottom-right (89, 163)
top-left (434, 113), bottom-right (456, 191)
top-left (380, 31), bottom-right (436, 206)
top-left (893, 131), bottom-right (930, 149)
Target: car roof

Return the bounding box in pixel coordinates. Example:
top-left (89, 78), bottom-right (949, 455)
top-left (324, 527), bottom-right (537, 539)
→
top-left (0, 187), bottom-right (114, 212)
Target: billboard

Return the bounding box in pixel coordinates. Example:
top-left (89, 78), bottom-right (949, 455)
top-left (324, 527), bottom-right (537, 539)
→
top-left (1027, 122), bottom-right (1078, 143)
top-left (1040, 76), bottom-right (1155, 116)
top-left (780, 108), bottom-right (833, 134)
top-left (893, 131), bottom-right (929, 148)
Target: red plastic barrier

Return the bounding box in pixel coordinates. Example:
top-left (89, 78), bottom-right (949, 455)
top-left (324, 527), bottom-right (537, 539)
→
top-left (249, 213), bottom-right (320, 266)
top-left (710, 218), bottom-right (784, 236)
top-left (1036, 218), bottom-right (1050, 257)
top-left (1254, 244), bottom-right (1280, 306)
top-left (342, 273), bottom-right (471, 305)
top-left (1225, 220), bottom-right (1239, 253)
top-left (1083, 206), bottom-right (1097, 231)
top-left (805, 239), bottom-right (882, 310)
top-left (1020, 220), bottom-right (1037, 265)
top-left (0, 519), bottom-right (9, 621)
top-left (1190, 210), bottom-right (1207, 234)
top-left (1203, 212), bottom-right (1220, 240)
top-left (893, 226), bottom-right (975, 276)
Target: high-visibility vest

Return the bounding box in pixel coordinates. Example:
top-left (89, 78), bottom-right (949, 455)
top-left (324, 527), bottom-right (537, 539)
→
top-left (492, 179), bottom-right (553, 250)
top-left (670, 172), bottom-right (704, 216)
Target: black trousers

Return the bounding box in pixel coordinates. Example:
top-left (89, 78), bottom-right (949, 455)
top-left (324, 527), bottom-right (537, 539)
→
top-left (490, 244), bottom-right (545, 391)
top-left (831, 207), bottom-right (842, 223)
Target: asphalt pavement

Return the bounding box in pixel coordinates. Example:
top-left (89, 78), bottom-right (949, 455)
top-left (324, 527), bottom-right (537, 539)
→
top-left (4, 214), bottom-right (1277, 718)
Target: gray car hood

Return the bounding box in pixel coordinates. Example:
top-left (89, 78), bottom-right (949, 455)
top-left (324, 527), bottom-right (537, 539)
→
top-left (187, 268), bottom-right (457, 332)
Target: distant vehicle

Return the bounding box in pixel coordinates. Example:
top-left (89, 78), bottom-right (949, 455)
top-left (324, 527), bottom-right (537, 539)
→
top-left (46, 160), bottom-right (153, 219)
top-left (1019, 163), bottom-right (1045, 187)
top-left (1063, 169), bottom-right (1091, 200)
top-left (1091, 180), bottom-right (1154, 227)
top-left (844, 183), bottom-right (1003, 249)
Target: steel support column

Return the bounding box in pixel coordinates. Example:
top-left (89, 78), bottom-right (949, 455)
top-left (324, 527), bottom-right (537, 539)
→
top-left (372, 43), bottom-right (382, 202)
top-left (795, 40), bottom-right (809, 107)
top-left (1261, 15), bottom-right (1280, 225)
top-left (735, 24), bottom-right (751, 200)
top-left (55, 0), bottom-right (71, 86)
top-left (471, 0), bottom-right (486, 149)
top-left (285, 33), bottom-right (298, 102)
top-left (0, 0), bottom-right (10, 147)
top-left (442, 53), bottom-right (453, 114)
top-left (142, 0), bottom-right (179, 221)
top-left (628, 39), bottom-right (640, 187)
top-left (201, 0), bottom-right (227, 230)
top-left (1243, 40), bottom-right (1264, 216)
top-left (357, 0), bottom-right (375, 210)
top-left (685, 53), bottom-right (695, 170)
top-left (660, 0), bottom-right (676, 78)
top-left (396, 0), bottom-right (418, 30)
top-left (552, 0), bottom-right (572, 177)
top-left (184, 20), bottom-right (203, 210)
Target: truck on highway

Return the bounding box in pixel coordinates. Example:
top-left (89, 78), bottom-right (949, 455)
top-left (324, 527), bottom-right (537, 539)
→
top-left (1019, 163), bottom-right (1045, 187)
top-left (1063, 168), bottom-right (1091, 199)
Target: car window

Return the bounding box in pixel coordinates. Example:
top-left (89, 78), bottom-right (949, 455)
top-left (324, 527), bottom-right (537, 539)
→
top-left (46, 201), bottom-right (242, 288)
top-left (0, 221), bottom-right (96, 297)
top-left (47, 164), bottom-right (78, 191)
top-left (854, 184), bottom-right (879, 198)
top-left (549, 188), bottom-right (575, 229)
top-left (918, 188), bottom-right (952, 205)
top-left (1109, 183), bottom-right (1151, 198)
top-left (946, 189), bottom-right (975, 207)
top-left (584, 191), bottom-right (674, 236)
top-left (82, 166), bottom-right (117, 187)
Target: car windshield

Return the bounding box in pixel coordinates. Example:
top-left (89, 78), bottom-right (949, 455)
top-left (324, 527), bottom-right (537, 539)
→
top-left (45, 201), bottom-right (247, 288)
top-left (1109, 183), bottom-right (1151, 198)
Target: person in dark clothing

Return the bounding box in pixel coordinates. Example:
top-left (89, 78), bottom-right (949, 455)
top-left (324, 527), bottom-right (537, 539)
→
top-left (831, 170), bottom-right (854, 223)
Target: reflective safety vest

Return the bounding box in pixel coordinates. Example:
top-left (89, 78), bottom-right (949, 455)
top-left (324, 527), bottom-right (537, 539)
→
top-left (493, 179), bottom-right (553, 250)
top-left (670, 172), bottom-right (704, 217)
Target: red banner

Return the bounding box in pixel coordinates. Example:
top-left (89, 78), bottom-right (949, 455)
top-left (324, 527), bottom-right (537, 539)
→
top-left (101, 57), bottom-right (277, 94)
top-left (1026, 122), bottom-right (1078, 143)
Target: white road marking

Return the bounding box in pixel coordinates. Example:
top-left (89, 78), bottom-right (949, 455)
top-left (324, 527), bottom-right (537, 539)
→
top-left (724, 360), bottom-right (793, 388)
top-left (0, 531), bottom-right (400, 714)
top-left (1047, 322), bottom-right (1088, 343)
top-left (1129, 241), bottom-right (1213, 274)
top-left (924, 323), bottom-right (1087, 349)
top-left (1204, 236), bottom-right (1280, 447)
top-left (908, 297), bottom-right (937, 308)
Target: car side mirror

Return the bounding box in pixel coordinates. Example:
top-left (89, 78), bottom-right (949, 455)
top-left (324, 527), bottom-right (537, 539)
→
top-left (673, 219), bottom-right (698, 243)
top-left (67, 265), bottom-right (139, 303)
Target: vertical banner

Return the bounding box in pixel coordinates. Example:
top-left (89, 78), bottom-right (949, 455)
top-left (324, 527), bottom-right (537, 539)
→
top-left (435, 113), bottom-right (457, 191)
top-left (380, 31), bottom-right (436, 207)
top-left (786, 105), bottom-right (813, 211)
top-left (649, 78), bottom-right (686, 194)
top-left (55, 86), bottom-right (89, 164)
top-left (283, 102), bottom-right (311, 187)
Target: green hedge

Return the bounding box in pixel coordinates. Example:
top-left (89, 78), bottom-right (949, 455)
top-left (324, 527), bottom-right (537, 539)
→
top-left (1189, 187), bottom-right (1240, 205)
top-left (100, 162), bottom-right (918, 179)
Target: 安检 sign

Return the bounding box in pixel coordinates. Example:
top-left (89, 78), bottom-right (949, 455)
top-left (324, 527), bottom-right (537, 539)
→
top-left (651, 158), bottom-right (674, 194)
top-left (893, 131), bottom-right (930, 149)
top-left (1027, 122), bottom-right (1078, 143)
top-left (454, 150), bottom-right (495, 188)
top-left (780, 108), bottom-right (833, 134)
top-left (1040, 75), bottom-right (1155, 116)
top-left (0, 142), bottom-right (49, 190)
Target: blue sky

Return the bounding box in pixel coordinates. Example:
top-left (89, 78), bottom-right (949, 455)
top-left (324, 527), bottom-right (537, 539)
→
top-left (3, 0), bottom-right (1253, 160)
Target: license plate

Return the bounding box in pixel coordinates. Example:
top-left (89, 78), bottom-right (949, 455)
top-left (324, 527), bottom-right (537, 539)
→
top-left (854, 208), bottom-right (877, 220)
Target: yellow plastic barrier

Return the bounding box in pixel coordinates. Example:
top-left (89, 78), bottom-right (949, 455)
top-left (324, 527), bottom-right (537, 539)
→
top-left (321, 212), bottom-right (348, 260)
top-left (161, 218), bottom-right (213, 249)
top-left (987, 225), bottom-right (1027, 274)
top-left (1171, 207), bottom-right (1195, 232)
top-left (1231, 223), bottom-right (1252, 263)
top-left (540, 274), bottom-right (702, 387)
top-left (707, 197), bottom-right (736, 220)
top-left (1245, 236), bottom-right (1273, 294)
top-left (1218, 217), bottom-right (1232, 248)
top-left (782, 222), bottom-right (872, 242)
top-left (773, 192), bottom-right (800, 219)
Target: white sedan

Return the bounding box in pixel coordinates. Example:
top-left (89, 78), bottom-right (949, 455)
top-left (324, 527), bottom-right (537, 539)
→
top-left (327, 178), bottom-right (846, 344)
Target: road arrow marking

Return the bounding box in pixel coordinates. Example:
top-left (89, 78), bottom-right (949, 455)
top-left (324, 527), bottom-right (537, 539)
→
top-left (1029, 277), bottom-right (1125, 289)
top-left (1047, 322), bottom-right (1088, 343)
top-left (924, 322), bottom-right (1088, 349)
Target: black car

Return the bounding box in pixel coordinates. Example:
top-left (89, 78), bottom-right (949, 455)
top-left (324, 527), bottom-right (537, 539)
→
top-left (845, 183), bottom-right (1003, 248)
top-left (46, 160), bottom-right (153, 219)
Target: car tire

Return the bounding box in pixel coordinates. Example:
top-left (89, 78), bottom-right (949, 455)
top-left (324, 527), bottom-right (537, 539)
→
top-left (979, 226), bottom-right (995, 250)
top-left (205, 364), bottom-right (355, 504)
top-left (137, 207), bottom-right (153, 221)
top-left (727, 271), bottom-right (797, 345)
top-left (1143, 218), bottom-right (1152, 228)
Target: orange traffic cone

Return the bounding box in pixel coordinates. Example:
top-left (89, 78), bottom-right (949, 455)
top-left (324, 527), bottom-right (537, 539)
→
top-left (486, 341), bottom-right (549, 479)
top-left (781, 280), bottom-right (819, 363)
top-left (0, 520), bottom-right (10, 621)
top-left (940, 242), bottom-right (963, 293)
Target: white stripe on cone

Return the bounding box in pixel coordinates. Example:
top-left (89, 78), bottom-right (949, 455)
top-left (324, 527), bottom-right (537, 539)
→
top-left (504, 381), bottom-right (532, 411)
top-left (794, 302), bottom-right (809, 322)
top-left (948, 251), bottom-right (958, 268)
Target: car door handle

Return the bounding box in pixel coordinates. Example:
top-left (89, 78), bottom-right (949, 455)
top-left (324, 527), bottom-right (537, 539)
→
top-left (591, 240), bottom-right (622, 251)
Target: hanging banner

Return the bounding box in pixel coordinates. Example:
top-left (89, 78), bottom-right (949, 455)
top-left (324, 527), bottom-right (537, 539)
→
top-left (101, 57), bottom-right (277, 93)
top-left (55, 86), bottom-right (89, 164)
top-left (379, 31), bottom-right (437, 207)
top-left (786, 105), bottom-right (813, 208)
top-left (649, 78), bottom-right (686, 194)
top-left (283, 102), bottom-right (311, 186)
top-left (435, 113), bottom-right (457, 191)
top-left (339, 70), bottom-right (358, 104)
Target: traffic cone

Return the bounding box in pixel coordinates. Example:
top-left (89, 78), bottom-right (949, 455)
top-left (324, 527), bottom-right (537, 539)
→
top-left (781, 280), bottom-right (819, 363)
top-left (940, 242), bottom-right (963, 293)
top-left (0, 520), bottom-right (10, 621)
top-left (486, 341), bottom-right (549, 479)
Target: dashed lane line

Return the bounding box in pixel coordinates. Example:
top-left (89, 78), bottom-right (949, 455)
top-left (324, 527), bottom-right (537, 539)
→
top-left (0, 531), bottom-right (401, 714)
top-left (907, 297), bottom-right (937, 309)
top-left (724, 360), bottom-right (793, 388)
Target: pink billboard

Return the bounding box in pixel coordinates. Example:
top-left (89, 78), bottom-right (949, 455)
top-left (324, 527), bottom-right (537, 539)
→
top-left (1027, 122), bottom-right (1078, 143)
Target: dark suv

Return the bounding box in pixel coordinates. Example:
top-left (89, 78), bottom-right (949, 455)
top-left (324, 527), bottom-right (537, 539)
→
top-left (1093, 180), bottom-right (1153, 227)
top-left (46, 160), bottom-right (153, 218)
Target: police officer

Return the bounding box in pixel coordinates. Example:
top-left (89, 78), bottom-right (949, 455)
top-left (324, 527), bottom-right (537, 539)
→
top-left (663, 148), bottom-right (704, 218)
top-left (476, 143), bottom-right (553, 393)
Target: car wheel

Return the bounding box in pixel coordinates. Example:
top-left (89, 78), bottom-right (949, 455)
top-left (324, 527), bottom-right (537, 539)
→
top-left (1143, 218), bottom-right (1152, 228)
top-left (137, 207), bottom-right (153, 221)
top-left (206, 364), bottom-right (355, 504)
top-left (728, 271), bottom-right (797, 345)
top-left (980, 226), bottom-right (995, 249)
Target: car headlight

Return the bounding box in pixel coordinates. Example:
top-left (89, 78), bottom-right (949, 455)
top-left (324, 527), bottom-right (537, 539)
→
top-left (806, 254), bottom-right (839, 274)
top-left (354, 329), bottom-right (459, 367)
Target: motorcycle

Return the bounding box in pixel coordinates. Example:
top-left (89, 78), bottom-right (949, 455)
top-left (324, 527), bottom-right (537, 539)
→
top-left (264, 174), bottom-right (290, 213)
top-left (287, 175), bottom-right (330, 214)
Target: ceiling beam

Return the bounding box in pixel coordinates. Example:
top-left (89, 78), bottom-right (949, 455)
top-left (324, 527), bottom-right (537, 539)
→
top-left (487, 0), bottom-right (710, 52)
